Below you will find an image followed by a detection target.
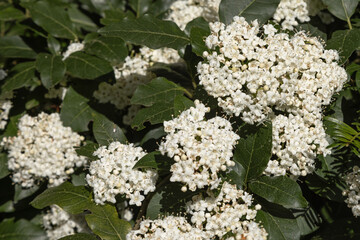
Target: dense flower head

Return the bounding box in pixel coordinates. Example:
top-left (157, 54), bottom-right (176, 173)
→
top-left (1, 112), bottom-right (86, 188)
top-left (0, 100), bottom-right (12, 130)
top-left (343, 166), bottom-right (360, 217)
top-left (159, 100), bottom-right (239, 191)
top-left (167, 0), bottom-right (221, 30)
top-left (186, 182), bottom-right (267, 239)
top-left (62, 42), bottom-right (84, 60)
top-left (43, 205), bottom-right (86, 240)
top-left (126, 216), bottom-right (208, 240)
top-left (86, 142), bottom-right (158, 206)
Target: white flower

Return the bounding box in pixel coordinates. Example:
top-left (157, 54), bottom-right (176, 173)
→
top-left (159, 100), bottom-right (239, 191)
top-left (1, 112), bottom-right (86, 188)
top-left (0, 100), bottom-right (12, 130)
top-left (86, 142), bottom-right (158, 206)
top-left (62, 42), bottom-right (84, 60)
top-left (343, 166), bottom-right (360, 217)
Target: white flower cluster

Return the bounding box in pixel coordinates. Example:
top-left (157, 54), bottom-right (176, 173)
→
top-left (186, 182), bottom-right (267, 239)
top-left (127, 216), bottom-right (207, 240)
top-left (273, 0), bottom-right (326, 30)
top-left (343, 166), bottom-right (360, 217)
top-left (167, 0), bottom-right (221, 30)
top-left (43, 205), bottom-right (86, 240)
top-left (62, 42), bottom-right (84, 60)
top-left (0, 100), bottom-right (12, 130)
top-left (198, 17), bottom-right (347, 176)
top-left (93, 47), bottom-right (181, 123)
top-left (86, 142), bottom-right (158, 206)
top-left (159, 100), bottom-right (239, 191)
top-left (1, 112), bottom-right (86, 188)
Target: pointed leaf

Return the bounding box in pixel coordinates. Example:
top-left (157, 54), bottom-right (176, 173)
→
top-left (234, 122), bottom-right (272, 183)
top-left (173, 95), bottom-right (194, 116)
top-left (1, 61), bottom-right (36, 92)
top-left (140, 126), bottom-right (166, 145)
top-left (190, 27), bottom-right (210, 57)
top-left (68, 6), bottom-right (98, 32)
top-left (75, 141), bottom-right (99, 161)
top-left (322, 0), bottom-right (358, 21)
top-left (64, 52), bottom-right (113, 80)
top-left (0, 219), bottom-right (47, 240)
top-left (93, 113), bottom-right (127, 146)
top-left (326, 29), bottom-right (360, 64)
top-left (249, 176), bottom-right (308, 209)
top-left (0, 36), bottom-right (36, 59)
top-left (219, 0), bottom-right (281, 25)
top-left (0, 7), bottom-right (25, 21)
top-left (128, 0), bottom-right (152, 17)
top-left (36, 53), bottom-right (66, 89)
top-left (99, 15), bottom-right (189, 50)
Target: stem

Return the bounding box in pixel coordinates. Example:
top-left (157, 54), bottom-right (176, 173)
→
top-left (347, 17), bottom-right (353, 30)
top-left (183, 88), bottom-right (193, 99)
top-left (133, 174), bottom-right (171, 230)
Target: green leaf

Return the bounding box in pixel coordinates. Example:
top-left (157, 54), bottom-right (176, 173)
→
top-left (75, 141), bottom-right (99, 161)
top-left (219, 0), bottom-right (281, 25)
top-left (173, 95), bottom-right (194, 117)
top-left (147, 0), bottom-right (177, 17)
top-left (93, 113), bottom-right (127, 146)
top-left (59, 233), bottom-right (99, 240)
top-left (0, 36), bottom-right (36, 59)
top-left (1, 61), bottom-right (36, 92)
top-left (0, 7), bottom-right (25, 21)
top-left (0, 154), bottom-right (9, 180)
top-left (14, 184), bottom-right (40, 203)
top-left (184, 17), bottom-right (210, 36)
top-left (322, 0), bottom-right (358, 21)
top-left (133, 151), bottom-right (161, 169)
top-left (311, 217), bottom-right (360, 239)
top-left (100, 9), bottom-right (132, 25)
top-left (85, 36), bottom-right (128, 65)
top-left (249, 176), bottom-right (308, 209)
top-left (68, 6), bottom-right (98, 32)
top-left (226, 161), bottom-right (246, 188)
top-left (36, 53), bottom-right (66, 89)
top-left (99, 15), bottom-right (190, 50)
top-left (297, 23), bottom-right (327, 41)
top-left (22, 1), bottom-right (77, 39)
top-left (256, 210), bottom-right (300, 240)
top-left (0, 219), bottom-right (47, 240)
top-left (0, 201), bottom-right (15, 213)
top-left (190, 27), bottom-right (210, 57)
top-left (294, 207), bottom-right (322, 236)
top-left (85, 204), bottom-right (132, 240)
top-left (64, 52), bottom-right (113, 79)
top-left (128, 0), bottom-right (152, 17)
top-left (140, 126), bottom-right (166, 145)
top-left (60, 87), bottom-right (94, 132)
top-left (233, 122), bottom-right (272, 183)
top-left (30, 182), bottom-right (92, 214)
top-left (305, 173), bottom-right (345, 202)
top-left (326, 29), bottom-right (360, 64)
top-left (47, 36), bottom-right (61, 55)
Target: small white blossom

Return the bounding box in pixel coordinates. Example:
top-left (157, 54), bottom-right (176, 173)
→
top-left (343, 166), bottom-right (360, 217)
top-left (1, 112), bottom-right (86, 188)
top-left (0, 100), bottom-right (12, 130)
top-left (159, 100), bottom-right (239, 191)
top-left (86, 142), bottom-right (158, 206)
top-left (62, 42), bottom-right (84, 60)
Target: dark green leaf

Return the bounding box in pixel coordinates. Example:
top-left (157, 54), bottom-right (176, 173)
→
top-left (256, 210), bottom-right (300, 240)
top-left (140, 126), bottom-right (166, 145)
top-left (219, 0), bottom-right (281, 25)
top-left (297, 23), bottom-right (327, 41)
top-left (47, 36), bottom-right (61, 55)
top-left (184, 17), bottom-right (210, 36)
top-left (0, 154), bottom-right (9, 180)
top-left (14, 184), bottom-right (40, 203)
top-left (133, 151), bottom-right (161, 169)
top-left (99, 15), bottom-right (189, 50)
top-left (85, 36), bottom-right (128, 65)
top-left (93, 113), bottom-right (127, 146)
top-left (294, 207), bottom-right (322, 236)
top-left (305, 173), bottom-right (345, 202)
top-left (147, 0), bottom-right (176, 17)
top-left (0, 219), bottom-right (47, 240)
top-left (0, 7), bottom-right (25, 21)
top-left (100, 9), bottom-right (133, 25)
top-left (1, 61), bottom-right (36, 92)
top-left (322, 0), bottom-right (358, 21)
top-left (326, 29), bottom-right (360, 64)
top-left (36, 53), bottom-right (66, 89)
top-left (85, 204), bottom-right (132, 240)
top-left (311, 217), bottom-right (360, 239)
top-left (60, 87), bottom-right (94, 132)
top-left (128, 0), bottom-right (152, 17)
top-left (59, 233), bottom-right (99, 240)
top-left (226, 161), bottom-right (246, 188)
top-left (64, 52), bottom-right (113, 79)
top-left (173, 95), bottom-right (194, 116)
top-left (249, 176), bottom-right (308, 209)
top-left (0, 36), bottom-right (36, 59)
top-left (234, 122), bottom-right (272, 183)
top-left (0, 201), bottom-right (15, 213)
top-left (22, 1), bottom-right (78, 39)
top-left (71, 172), bottom-right (87, 186)
top-left (190, 27), bottom-right (210, 57)
top-left (75, 141), bottom-right (99, 161)
top-left (30, 182), bottom-right (92, 214)
top-left (68, 6), bottom-right (98, 32)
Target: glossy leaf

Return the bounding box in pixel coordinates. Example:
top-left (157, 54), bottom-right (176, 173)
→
top-left (47, 36), bottom-right (61, 55)
top-left (0, 36), bottom-right (36, 59)
top-left (36, 53), bottom-right (66, 89)
top-left (326, 29), bottom-right (360, 64)
top-left (173, 95), bottom-right (194, 117)
top-left (85, 36), bottom-right (128, 65)
top-left (22, 1), bottom-right (77, 39)
top-left (14, 184), bottom-right (40, 203)
top-left (140, 126), bottom-right (166, 145)
top-left (219, 0), bottom-right (281, 25)
top-left (249, 176), bottom-right (308, 209)
top-left (128, 0), bottom-right (152, 17)
top-left (64, 52), bottom-right (113, 79)
top-left (190, 27), bottom-right (210, 57)
top-left (233, 122), bottom-right (272, 183)
top-left (75, 141), bottom-right (99, 161)
top-left (60, 87), bottom-right (94, 132)
top-left (68, 6), bottom-right (98, 32)
top-left (93, 113), bottom-right (127, 146)
top-left (1, 61), bottom-right (36, 92)
top-left (297, 23), bottom-right (327, 41)
top-left (99, 15), bottom-right (189, 50)
top-left (0, 154), bottom-right (9, 180)
top-left (0, 219), bottom-right (47, 240)
top-left (322, 0), bottom-right (358, 21)
top-left (0, 7), bottom-right (24, 21)
top-left (226, 161), bottom-right (246, 188)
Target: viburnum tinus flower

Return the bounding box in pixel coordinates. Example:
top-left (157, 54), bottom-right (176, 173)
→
top-left (62, 42), bottom-right (84, 60)
top-left (197, 16), bottom-right (347, 176)
top-left (86, 142), bottom-right (158, 206)
top-left (1, 112), bottom-right (86, 188)
top-left (343, 166), bottom-right (360, 217)
top-left (159, 100), bottom-right (239, 191)
top-left (186, 182), bottom-right (267, 239)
